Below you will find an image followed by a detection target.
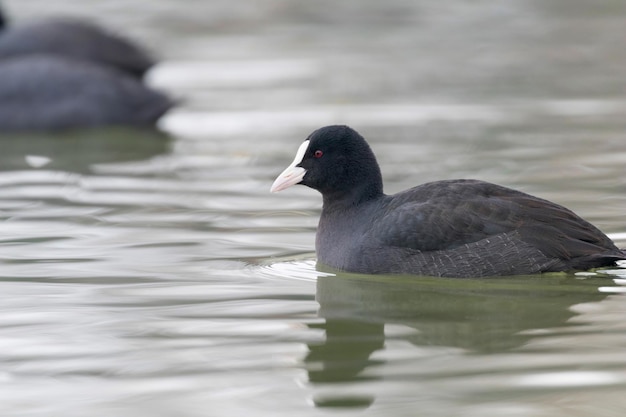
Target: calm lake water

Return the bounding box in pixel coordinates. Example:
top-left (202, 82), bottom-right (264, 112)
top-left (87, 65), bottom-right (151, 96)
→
top-left (1, 1), bottom-right (626, 416)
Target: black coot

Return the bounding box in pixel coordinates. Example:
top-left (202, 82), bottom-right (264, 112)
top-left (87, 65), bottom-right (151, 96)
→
top-left (0, 55), bottom-right (172, 131)
top-left (0, 8), bottom-right (153, 78)
top-left (271, 125), bottom-right (625, 278)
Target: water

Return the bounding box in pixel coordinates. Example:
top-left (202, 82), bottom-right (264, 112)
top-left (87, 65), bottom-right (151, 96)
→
top-left (1, 1), bottom-right (626, 416)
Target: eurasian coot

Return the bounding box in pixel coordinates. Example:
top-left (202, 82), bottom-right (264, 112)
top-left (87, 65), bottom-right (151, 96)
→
top-left (0, 7), bottom-right (154, 78)
top-left (271, 125), bottom-right (625, 278)
top-left (0, 55), bottom-right (172, 131)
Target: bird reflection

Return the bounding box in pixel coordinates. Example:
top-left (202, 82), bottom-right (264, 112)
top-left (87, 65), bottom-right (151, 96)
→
top-left (304, 271), bottom-right (613, 409)
top-left (306, 319), bottom-right (384, 383)
top-left (0, 127), bottom-right (170, 174)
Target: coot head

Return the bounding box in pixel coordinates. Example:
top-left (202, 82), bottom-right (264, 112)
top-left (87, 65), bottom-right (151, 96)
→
top-left (271, 125), bottom-right (384, 202)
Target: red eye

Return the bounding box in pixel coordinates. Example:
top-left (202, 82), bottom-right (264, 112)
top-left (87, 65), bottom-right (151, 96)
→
top-left (314, 150), bottom-right (323, 158)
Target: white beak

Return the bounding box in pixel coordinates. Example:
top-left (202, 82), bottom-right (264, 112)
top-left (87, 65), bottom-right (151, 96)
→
top-left (270, 140), bottom-right (310, 192)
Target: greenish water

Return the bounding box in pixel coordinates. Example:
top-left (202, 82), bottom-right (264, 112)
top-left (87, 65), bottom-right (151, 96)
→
top-left (1, 1), bottom-right (626, 416)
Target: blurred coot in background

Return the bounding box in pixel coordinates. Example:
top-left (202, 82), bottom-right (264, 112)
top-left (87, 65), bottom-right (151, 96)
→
top-left (0, 3), bottom-right (173, 131)
top-left (0, 55), bottom-right (173, 131)
top-left (0, 4), bottom-right (154, 78)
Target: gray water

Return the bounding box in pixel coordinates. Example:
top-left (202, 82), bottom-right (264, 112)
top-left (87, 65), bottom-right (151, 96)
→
top-left (1, 1), bottom-right (626, 416)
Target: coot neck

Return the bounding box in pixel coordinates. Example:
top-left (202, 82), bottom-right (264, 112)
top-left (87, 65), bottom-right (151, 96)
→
top-left (320, 174), bottom-right (384, 212)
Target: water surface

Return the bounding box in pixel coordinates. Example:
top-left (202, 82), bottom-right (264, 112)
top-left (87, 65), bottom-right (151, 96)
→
top-left (1, 1), bottom-right (626, 416)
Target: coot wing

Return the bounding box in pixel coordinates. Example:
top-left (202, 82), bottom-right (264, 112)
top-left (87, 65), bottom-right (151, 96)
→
top-left (368, 179), bottom-right (620, 263)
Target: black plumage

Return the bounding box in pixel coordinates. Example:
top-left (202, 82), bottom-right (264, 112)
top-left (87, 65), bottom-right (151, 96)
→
top-left (0, 55), bottom-right (172, 131)
top-left (271, 125), bottom-right (625, 278)
top-left (0, 9), bottom-right (154, 78)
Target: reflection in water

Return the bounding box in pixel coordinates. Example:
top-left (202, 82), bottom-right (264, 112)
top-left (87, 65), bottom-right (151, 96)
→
top-left (0, 128), bottom-right (171, 173)
top-left (306, 319), bottom-right (383, 409)
top-left (306, 273), bottom-right (612, 409)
